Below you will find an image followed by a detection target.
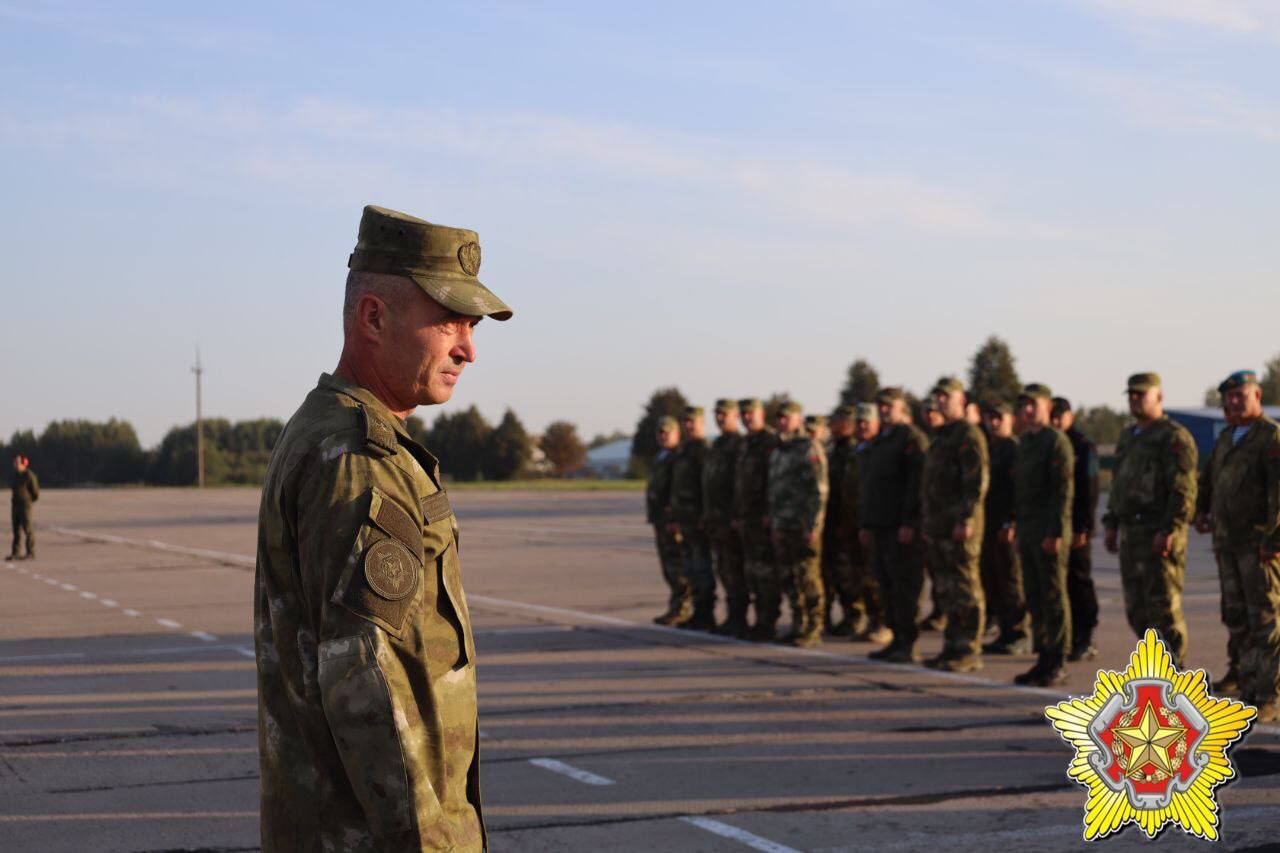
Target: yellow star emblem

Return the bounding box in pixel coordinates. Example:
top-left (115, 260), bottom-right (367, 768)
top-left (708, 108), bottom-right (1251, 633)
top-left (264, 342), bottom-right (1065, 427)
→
top-left (1111, 701), bottom-right (1187, 776)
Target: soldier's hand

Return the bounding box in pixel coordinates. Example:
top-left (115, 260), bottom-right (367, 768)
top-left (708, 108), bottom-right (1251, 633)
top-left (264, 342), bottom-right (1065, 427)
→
top-left (1104, 528), bottom-right (1119, 554)
top-left (1071, 531), bottom-right (1089, 550)
top-left (1041, 536), bottom-right (1061, 555)
top-left (998, 526), bottom-right (1015, 545)
top-left (858, 529), bottom-right (871, 548)
top-left (951, 521), bottom-right (972, 543)
top-left (665, 522), bottom-right (679, 535)
top-left (1194, 513), bottom-right (1212, 535)
top-left (1151, 532), bottom-right (1171, 558)
top-left (897, 526), bottom-right (915, 545)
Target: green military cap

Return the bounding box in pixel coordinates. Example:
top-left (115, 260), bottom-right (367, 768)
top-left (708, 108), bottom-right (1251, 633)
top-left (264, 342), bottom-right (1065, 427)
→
top-left (921, 398), bottom-right (939, 412)
top-left (348, 205), bottom-right (514, 321)
top-left (981, 398), bottom-right (1012, 415)
top-left (1051, 396), bottom-right (1072, 416)
top-left (682, 406), bottom-right (704, 420)
top-left (1018, 383), bottom-right (1053, 401)
top-left (738, 397), bottom-right (763, 412)
top-left (832, 404), bottom-right (856, 421)
top-left (875, 386), bottom-right (905, 404)
top-left (655, 416), bottom-right (679, 432)
top-left (1218, 370), bottom-right (1259, 394)
top-left (854, 402), bottom-right (879, 421)
top-left (1126, 372), bottom-right (1161, 393)
top-left (778, 401), bottom-right (803, 416)
top-left (931, 376), bottom-right (965, 395)
top-left (714, 398), bottom-right (739, 413)
top-left (805, 414), bottom-right (827, 428)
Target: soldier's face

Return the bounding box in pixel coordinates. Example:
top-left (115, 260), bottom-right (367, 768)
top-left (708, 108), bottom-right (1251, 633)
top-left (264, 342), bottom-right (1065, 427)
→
top-left (779, 412), bottom-right (802, 434)
top-left (854, 419), bottom-right (878, 441)
top-left (657, 428), bottom-right (679, 449)
top-left (938, 391), bottom-right (966, 422)
top-left (12, 457), bottom-right (23, 473)
top-left (1052, 410), bottom-right (1074, 431)
top-left (986, 411), bottom-right (1010, 436)
top-left (380, 290), bottom-right (479, 407)
top-left (715, 410), bottom-right (740, 432)
top-left (832, 418), bottom-right (854, 437)
top-left (742, 408), bottom-right (764, 431)
top-left (683, 417), bottom-right (705, 439)
top-left (1224, 385), bottom-right (1262, 422)
top-left (1127, 388), bottom-right (1161, 419)
top-left (806, 424), bottom-right (827, 441)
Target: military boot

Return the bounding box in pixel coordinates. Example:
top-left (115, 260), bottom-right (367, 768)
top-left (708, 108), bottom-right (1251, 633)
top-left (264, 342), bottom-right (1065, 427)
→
top-left (928, 652), bottom-right (981, 673)
top-left (747, 622), bottom-right (777, 643)
top-left (881, 645), bottom-right (919, 664)
top-left (983, 633), bottom-right (1031, 655)
top-left (679, 600), bottom-right (716, 631)
top-left (919, 608), bottom-right (946, 632)
top-left (1254, 700), bottom-right (1280, 724)
top-left (1014, 654), bottom-right (1050, 685)
top-left (1211, 666), bottom-right (1241, 696)
top-left (1067, 638), bottom-right (1098, 662)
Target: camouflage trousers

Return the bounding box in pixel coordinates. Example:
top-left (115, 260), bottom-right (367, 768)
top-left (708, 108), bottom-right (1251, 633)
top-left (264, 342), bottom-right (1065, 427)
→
top-left (741, 521), bottom-right (780, 627)
top-left (980, 525), bottom-right (1027, 641)
top-left (823, 532), bottom-right (880, 627)
top-left (679, 526), bottom-right (716, 607)
top-left (773, 528), bottom-right (824, 638)
top-left (1215, 541), bottom-right (1280, 705)
top-left (1068, 541), bottom-right (1099, 645)
top-left (10, 507), bottom-right (34, 557)
top-left (1118, 524), bottom-right (1188, 666)
top-left (1017, 529), bottom-right (1071, 662)
top-left (652, 525), bottom-right (691, 619)
top-left (924, 530), bottom-right (986, 658)
top-left (709, 522), bottom-right (747, 619)
top-left (866, 528), bottom-right (924, 650)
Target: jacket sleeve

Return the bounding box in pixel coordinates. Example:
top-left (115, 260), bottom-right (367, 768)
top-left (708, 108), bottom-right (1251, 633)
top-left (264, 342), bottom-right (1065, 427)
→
top-left (1161, 427), bottom-right (1198, 532)
top-left (958, 427), bottom-right (988, 522)
top-left (901, 428), bottom-right (927, 527)
top-left (29, 472), bottom-right (40, 502)
top-left (1049, 433), bottom-right (1075, 538)
top-left (1195, 446), bottom-right (1214, 518)
top-left (1264, 428), bottom-right (1280, 551)
top-left (1074, 439), bottom-right (1098, 533)
top-left (807, 446), bottom-right (828, 530)
top-left (1102, 431), bottom-right (1128, 530)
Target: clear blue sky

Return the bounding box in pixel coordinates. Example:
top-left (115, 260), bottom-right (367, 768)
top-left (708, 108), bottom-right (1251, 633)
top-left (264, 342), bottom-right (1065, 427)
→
top-left (3, 1), bottom-right (1278, 446)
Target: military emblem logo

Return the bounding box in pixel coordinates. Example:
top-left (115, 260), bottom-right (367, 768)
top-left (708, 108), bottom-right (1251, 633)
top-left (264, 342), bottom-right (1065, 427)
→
top-left (1047, 629), bottom-right (1255, 841)
top-left (364, 539), bottom-right (418, 601)
top-left (457, 241), bottom-right (482, 276)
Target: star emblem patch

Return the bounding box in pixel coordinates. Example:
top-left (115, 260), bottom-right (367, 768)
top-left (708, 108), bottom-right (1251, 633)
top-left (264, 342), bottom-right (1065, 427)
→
top-left (1046, 629), bottom-right (1256, 841)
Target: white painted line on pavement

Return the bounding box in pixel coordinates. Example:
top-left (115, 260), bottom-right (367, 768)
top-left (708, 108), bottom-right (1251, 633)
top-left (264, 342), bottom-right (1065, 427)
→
top-left (679, 816), bottom-right (800, 853)
top-left (78, 591), bottom-right (97, 600)
top-left (121, 609), bottom-right (141, 618)
top-left (190, 631), bottom-right (218, 642)
top-left (44, 579), bottom-right (59, 586)
top-left (235, 647), bottom-right (256, 659)
top-left (155, 618), bottom-right (183, 629)
top-left (59, 583), bottom-right (77, 591)
top-left (474, 625), bottom-right (575, 636)
top-left (99, 599), bottom-right (118, 608)
top-left (527, 757), bottom-right (615, 786)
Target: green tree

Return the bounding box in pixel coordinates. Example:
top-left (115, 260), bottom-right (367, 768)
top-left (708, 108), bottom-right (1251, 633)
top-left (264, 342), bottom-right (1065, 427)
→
top-left (1076, 405), bottom-right (1127, 446)
top-left (1203, 386), bottom-right (1221, 408)
top-left (967, 335), bottom-right (1021, 406)
top-left (763, 392), bottom-right (795, 424)
top-left (484, 409), bottom-right (533, 481)
top-left (1260, 353), bottom-right (1280, 406)
top-left (837, 359), bottom-right (880, 407)
top-left (541, 421), bottom-right (587, 477)
top-left (405, 415), bottom-right (429, 445)
top-left (588, 430), bottom-right (629, 450)
top-left (629, 387), bottom-right (689, 478)
top-left (427, 406), bottom-right (492, 481)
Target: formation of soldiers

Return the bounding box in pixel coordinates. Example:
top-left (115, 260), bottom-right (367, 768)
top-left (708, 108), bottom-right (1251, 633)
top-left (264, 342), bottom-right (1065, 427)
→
top-left (645, 370), bottom-right (1280, 721)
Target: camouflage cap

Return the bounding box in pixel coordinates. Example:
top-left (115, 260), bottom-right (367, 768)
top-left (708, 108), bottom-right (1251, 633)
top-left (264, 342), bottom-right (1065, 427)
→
top-left (778, 401), bottom-right (803, 416)
top-left (682, 406), bottom-right (704, 420)
top-left (1018, 383), bottom-right (1053, 401)
top-left (348, 205), bottom-right (513, 321)
top-left (1051, 396), bottom-right (1072, 416)
top-left (854, 402), bottom-right (879, 421)
top-left (1126, 372), bottom-right (1161, 393)
top-left (1218, 370), bottom-right (1259, 394)
top-left (921, 398), bottom-right (939, 413)
top-left (738, 397), bottom-right (763, 412)
top-left (875, 386), bottom-right (905, 404)
top-left (981, 398), bottom-right (1012, 415)
top-left (832, 404), bottom-right (856, 421)
top-left (714, 398), bottom-right (739, 413)
top-left (805, 415), bottom-right (827, 428)
top-left (655, 416), bottom-right (679, 433)
top-left (931, 376), bottom-right (965, 395)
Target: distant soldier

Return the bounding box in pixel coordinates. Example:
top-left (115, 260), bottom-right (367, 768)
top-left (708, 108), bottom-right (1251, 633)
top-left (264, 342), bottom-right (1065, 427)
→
top-left (825, 406), bottom-right (866, 636)
top-left (1196, 389), bottom-right (1243, 693)
top-left (860, 388), bottom-right (930, 662)
top-left (920, 377), bottom-right (989, 672)
top-left (704, 399), bottom-right (747, 637)
top-left (671, 406), bottom-right (715, 630)
top-left (735, 398), bottom-right (782, 641)
top-left (918, 397), bottom-right (947, 631)
top-left (1011, 385), bottom-right (1075, 687)
top-left (648, 417), bottom-right (690, 626)
top-left (1103, 373), bottom-right (1198, 666)
top-left (921, 398), bottom-right (945, 433)
top-left (805, 414), bottom-right (828, 444)
top-left (980, 400), bottom-right (1029, 655)
top-left (843, 404), bottom-right (891, 643)
top-left (768, 403), bottom-right (828, 647)
top-left (1194, 371), bottom-right (1280, 722)
top-left (8, 454), bottom-right (39, 561)
top-left (1051, 397), bottom-right (1101, 661)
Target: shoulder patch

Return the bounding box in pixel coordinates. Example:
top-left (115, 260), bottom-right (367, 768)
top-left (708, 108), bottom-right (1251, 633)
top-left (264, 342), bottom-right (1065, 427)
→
top-left (364, 539), bottom-right (419, 601)
top-left (361, 407), bottom-right (399, 458)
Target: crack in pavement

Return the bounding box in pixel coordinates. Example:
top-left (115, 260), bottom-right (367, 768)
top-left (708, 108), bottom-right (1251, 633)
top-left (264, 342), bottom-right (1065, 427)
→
top-left (49, 771), bottom-right (259, 795)
top-left (2, 723), bottom-right (256, 748)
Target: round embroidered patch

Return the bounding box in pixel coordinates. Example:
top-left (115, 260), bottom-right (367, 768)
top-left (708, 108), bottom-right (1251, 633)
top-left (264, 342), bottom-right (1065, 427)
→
top-left (457, 242), bottom-right (482, 276)
top-left (364, 539), bottom-right (418, 601)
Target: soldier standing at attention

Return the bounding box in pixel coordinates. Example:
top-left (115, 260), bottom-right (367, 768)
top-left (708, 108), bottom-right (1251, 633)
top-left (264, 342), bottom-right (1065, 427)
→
top-left (1103, 373), bottom-right (1198, 667)
top-left (648, 417), bottom-right (690, 626)
top-left (1051, 397), bottom-right (1101, 661)
top-left (846, 404), bottom-right (892, 644)
top-left (671, 406), bottom-right (715, 631)
top-left (735, 398), bottom-right (782, 641)
top-left (825, 406), bottom-right (868, 636)
top-left (704, 400), bottom-right (747, 637)
top-left (769, 403), bottom-right (829, 647)
top-left (805, 414), bottom-right (829, 444)
top-left (255, 205), bottom-right (513, 851)
top-left (922, 399), bottom-right (945, 433)
top-left (1194, 371), bottom-right (1280, 722)
top-left (918, 396), bottom-right (948, 632)
top-left (920, 377), bottom-right (989, 672)
top-left (980, 400), bottom-right (1029, 655)
top-left (1010, 384), bottom-right (1075, 687)
top-left (1196, 388), bottom-right (1243, 693)
top-left (860, 388), bottom-right (929, 662)
top-left (8, 455), bottom-right (39, 561)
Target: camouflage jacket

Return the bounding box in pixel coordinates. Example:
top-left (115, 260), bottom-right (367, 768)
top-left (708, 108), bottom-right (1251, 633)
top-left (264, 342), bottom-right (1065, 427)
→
top-left (255, 373), bottom-right (483, 853)
top-left (1065, 426), bottom-right (1100, 535)
top-left (840, 441), bottom-right (871, 532)
top-left (825, 436), bottom-right (854, 531)
top-left (645, 448), bottom-right (676, 525)
top-left (767, 434), bottom-right (828, 531)
top-left (921, 420), bottom-right (988, 536)
top-left (1197, 415), bottom-right (1280, 549)
top-left (702, 431), bottom-right (743, 526)
top-left (984, 434), bottom-right (1018, 529)
top-left (10, 468), bottom-right (38, 509)
top-left (734, 428), bottom-right (780, 522)
top-left (857, 423), bottom-right (929, 529)
top-left (1013, 427), bottom-right (1074, 538)
top-left (1103, 417), bottom-right (1197, 533)
top-left (670, 438), bottom-right (708, 526)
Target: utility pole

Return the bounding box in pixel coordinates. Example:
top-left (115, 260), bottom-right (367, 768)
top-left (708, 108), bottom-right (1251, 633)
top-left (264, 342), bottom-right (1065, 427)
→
top-left (192, 348), bottom-right (205, 489)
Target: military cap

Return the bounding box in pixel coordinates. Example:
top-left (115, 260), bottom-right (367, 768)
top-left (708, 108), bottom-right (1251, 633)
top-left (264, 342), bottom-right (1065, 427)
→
top-left (982, 398), bottom-right (1012, 415)
top-left (655, 416), bottom-right (679, 433)
top-left (714, 398), bottom-right (739, 413)
top-left (921, 398), bottom-right (939, 412)
top-left (1018, 383), bottom-right (1053, 401)
top-left (738, 397), bottom-right (763, 412)
top-left (1051, 396), bottom-right (1072, 416)
top-left (832, 404), bottom-right (856, 421)
top-left (682, 406), bottom-right (704, 420)
top-left (1126, 372), bottom-right (1161, 393)
top-left (875, 387), bottom-right (905, 404)
top-left (778, 401), bottom-right (803, 416)
top-left (854, 403), bottom-right (879, 421)
top-left (348, 205), bottom-right (513, 321)
top-left (1218, 370), bottom-right (1259, 394)
top-left (931, 376), bottom-right (965, 395)
top-left (805, 415), bottom-right (827, 428)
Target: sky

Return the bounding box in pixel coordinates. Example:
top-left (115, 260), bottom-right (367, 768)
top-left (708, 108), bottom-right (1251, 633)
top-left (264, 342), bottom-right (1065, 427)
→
top-left (2, 0), bottom-right (1279, 446)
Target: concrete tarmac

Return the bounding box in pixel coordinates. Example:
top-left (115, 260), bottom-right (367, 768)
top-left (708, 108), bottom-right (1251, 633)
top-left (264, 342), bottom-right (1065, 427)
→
top-left (1, 487), bottom-right (1276, 852)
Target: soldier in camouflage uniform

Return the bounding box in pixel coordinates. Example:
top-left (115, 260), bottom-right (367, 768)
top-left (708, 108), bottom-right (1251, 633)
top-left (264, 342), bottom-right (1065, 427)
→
top-left (671, 406), bottom-right (715, 630)
top-left (648, 417), bottom-right (690, 626)
top-left (255, 205), bottom-right (513, 852)
top-left (918, 397), bottom-right (948, 632)
top-left (980, 400), bottom-right (1029, 655)
top-left (825, 406), bottom-right (869, 636)
top-left (735, 398), bottom-right (782, 641)
top-left (769, 402), bottom-right (829, 647)
top-left (1196, 391), bottom-right (1243, 693)
top-left (8, 455), bottom-right (39, 560)
top-left (805, 414), bottom-right (828, 444)
top-left (1103, 372), bottom-right (1198, 667)
top-left (704, 399), bottom-right (747, 637)
top-left (1194, 371), bottom-right (1280, 722)
top-left (1010, 384), bottom-right (1075, 687)
top-left (1051, 397), bottom-right (1101, 662)
top-left (920, 377), bottom-right (989, 672)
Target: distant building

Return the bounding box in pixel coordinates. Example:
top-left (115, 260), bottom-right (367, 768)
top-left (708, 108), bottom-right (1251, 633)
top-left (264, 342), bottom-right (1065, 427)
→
top-left (1167, 406), bottom-right (1280, 463)
top-left (577, 438), bottom-right (631, 479)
